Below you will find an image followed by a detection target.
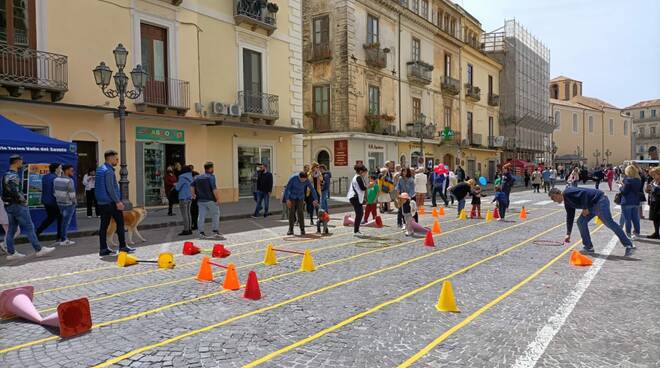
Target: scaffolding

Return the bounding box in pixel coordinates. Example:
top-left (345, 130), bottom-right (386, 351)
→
top-left (483, 19), bottom-right (553, 162)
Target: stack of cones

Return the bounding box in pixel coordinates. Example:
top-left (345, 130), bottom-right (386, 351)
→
top-left (436, 281), bottom-right (460, 312)
top-left (485, 210), bottom-right (493, 222)
top-left (424, 231), bottom-right (435, 247)
top-left (519, 206), bottom-right (527, 220)
top-left (432, 220), bottom-right (442, 235)
top-left (300, 249), bottom-right (316, 272)
top-left (569, 250), bottom-right (593, 266)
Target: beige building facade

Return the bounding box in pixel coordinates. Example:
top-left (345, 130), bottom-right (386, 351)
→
top-left (302, 0), bottom-right (502, 181)
top-left (550, 76), bottom-right (631, 167)
top-left (0, 0), bottom-right (304, 205)
top-left (624, 99), bottom-right (660, 160)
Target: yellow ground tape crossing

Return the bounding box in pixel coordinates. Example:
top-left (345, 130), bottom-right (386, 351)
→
top-left (90, 211), bottom-right (560, 367)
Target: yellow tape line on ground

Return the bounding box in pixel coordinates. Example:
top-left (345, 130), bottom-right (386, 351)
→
top-left (90, 211), bottom-right (561, 367)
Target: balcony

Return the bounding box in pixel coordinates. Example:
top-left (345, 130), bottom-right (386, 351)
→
top-left (405, 122), bottom-right (437, 139)
top-left (363, 44), bottom-right (388, 69)
top-left (234, 0), bottom-right (278, 35)
top-left (135, 77), bottom-right (190, 116)
top-left (441, 76), bottom-right (460, 96)
top-left (238, 90), bottom-right (279, 123)
top-left (488, 94), bottom-right (499, 107)
top-left (468, 133), bottom-right (482, 146)
top-left (464, 83), bottom-right (481, 102)
top-left (0, 43), bottom-right (68, 102)
top-left (305, 43), bottom-right (332, 63)
top-left (312, 114), bottom-right (331, 133)
top-left (406, 60), bottom-right (433, 85)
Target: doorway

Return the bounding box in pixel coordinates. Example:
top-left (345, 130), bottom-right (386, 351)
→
top-left (243, 48), bottom-right (263, 114)
top-left (237, 145), bottom-right (272, 197)
top-left (141, 142), bottom-right (185, 206)
top-left (316, 150), bottom-right (330, 169)
top-left (443, 154), bottom-right (454, 170)
top-left (141, 23), bottom-right (169, 106)
top-left (74, 141), bottom-right (98, 204)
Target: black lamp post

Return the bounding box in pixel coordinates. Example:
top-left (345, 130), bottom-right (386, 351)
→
top-left (92, 43), bottom-right (148, 208)
top-left (411, 113), bottom-right (426, 167)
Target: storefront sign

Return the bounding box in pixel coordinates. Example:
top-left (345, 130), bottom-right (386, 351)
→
top-left (368, 144), bottom-right (384, 150)
top-left (26, 163), bottom-right (49, 207)
top-left (136, 127), bottom-right (185, 143)
top-left (334, 140), bottom-right (348, 166)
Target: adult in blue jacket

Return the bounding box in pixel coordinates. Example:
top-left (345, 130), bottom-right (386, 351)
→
top-left (35, 163), bottom-right (63, 241)
top-left (284, 171), bottom-right (317, 236)
top-left (549, 187), bottom-right (634, 257)
top-left (619, 165), bottom-right (643, 239)
top-left (96, 150), bottom-right (134, 256)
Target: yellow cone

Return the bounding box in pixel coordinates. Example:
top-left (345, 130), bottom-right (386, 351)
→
top-left (485, 210), bottom-right (493, 222)
top-left (595, 216), bottom-right (602, 225)
top-left (116, 252), bottom-right (138, 267)
top-left (436, 280), bottom-right (460, 313)
top-left (263, 243), bottom-right (277, 265)
top-left (459, 209), bottom-right (467, 220)
top-left (157, 252), bottom-right (175, 269)
top-left (432, 220), bottom-right (442, 235)
top-left (300, 249), bottom-right (316, 272)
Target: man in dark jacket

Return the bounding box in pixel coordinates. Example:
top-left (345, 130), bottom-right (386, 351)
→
top-left (549, 187), bottom-right (634, 257)
top-left (253, 163), bottom-right (273, 218)
top-left (449, 180), bottom-right (473, 216)
top-left (455, 165), bottom-right (466, 182)
top-left (35, 162), bottom-right (63, 240)
top-left (284, 171), bottom-right (317, 236)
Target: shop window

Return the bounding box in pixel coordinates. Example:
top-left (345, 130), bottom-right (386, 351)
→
top-left (238, 146), bottom-right (272, 197)
top-left (368, 151), bottom-right (384, 174)
top-left (0, 0), bottom-right (35, 47)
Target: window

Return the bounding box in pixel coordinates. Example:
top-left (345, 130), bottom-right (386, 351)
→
top-left (412, 97), bottom-right (421, 121)
top-left (609, 118), bottom-right (614, 135)
top-left (368, 85), bottom-right (380, 115)
top-left (367, 15), bottom-right (379, 45)
top-left (488, 116), bottom-right (494, 138)
top-left (444, 53), bottom-right (451, 77)
top-left (313, 15), bottom-right (329, 46)
top-left (412, 0), bottom-right (419, 14)
top-left (467, 112), bottom-right (473, 141)
top-left (467, 64), bottom-right (473, 86)
top-left (651, 126), bottom-right (657, 137)
top-left (639, 126), bottom-right (645, 137)
top-left (488, 75), bottom-right (493, 96)
top-left (421, 0), bottom-right (428, 18)
top-left (572, 113), bottom-right (578, 133)
top-left (572, 84), bottom-right (578, 97)
top-left (551, 84), bottom-right (559, 99)
top-left (141, 23), bottom-right (169, 105)
top-left (0, 0), bottom-right (35, 47)
top-left (554, 111), bottom-right (561, 129)
top-left (640, 110), bottom-right (645, 119)
top-left (624, 120), bottom-right (628, 135)
top-left (588, 116), bottom-right (594, 133)
top-left (411, 37), bottom-right (420, 61)
top-left (313, 85), bottom-right (330, 115)
top-left (652, 109), bottom-right (657, 117)
top-left (444, 106), bottom-right (451, 128)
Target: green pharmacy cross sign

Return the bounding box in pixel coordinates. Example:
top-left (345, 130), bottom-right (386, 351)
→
top-left (440, 127), bottom-right (454, 140)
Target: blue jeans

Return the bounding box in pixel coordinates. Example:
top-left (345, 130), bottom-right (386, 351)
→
top-left (320, 190), bottom-right (330, 212)
top-left (198, 201), bottom-right (220, 235)
top-left (621, 205), bottom-right (640, 236)
top-left (254, 191), bottom-right (270, 216)
top-left (59, 204), bottom-right (76, 241)
top-left (457, 198), bottom-right (466, 215)
top-left (4, 204), bottom-right (41, 254)
top-left (577, 197), bottom-right (632, 249)
top-left (432, 186), bottom-right (448, 207)
top-left (497, 200), bottom-right (509, 219)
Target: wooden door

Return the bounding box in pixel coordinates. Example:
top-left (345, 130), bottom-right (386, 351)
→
top-left (0, 0), bottom-right (37, 86)
top-left (140, 23), bottom-right (168, 106)
top-left (74, 141), bottom-right (98, 204)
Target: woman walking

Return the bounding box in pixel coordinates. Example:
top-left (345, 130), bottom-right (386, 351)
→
top-left (567, 167), bottom-right (580, 187)
top-left (619, 165), bottom-right (643, 240)
top-left (347, 163), bottom-right (371, 237)
top-left (176, 166), bottom-right (194, 236)
top-left (646, 167), bottom-right (660, 239)
top-left (414, 167), bottom-right (427, 207)
top-left (83, 168), bottom-right (99, 218)
top-left (531, 169), bottom-right (542, 193)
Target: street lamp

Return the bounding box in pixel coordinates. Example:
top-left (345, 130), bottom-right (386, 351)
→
top-left (411, 113), bottom-right (427, 168)
top-left (93, 43), bottom-right (148, 208)
top-left (604, 149), bottom-right (612, 165)
top-left (592, 149), bottom-right (601, 166)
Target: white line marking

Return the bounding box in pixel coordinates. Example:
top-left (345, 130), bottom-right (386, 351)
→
top-left (533, 200), bottom-right (553, 206)
top-left (512, 200), bottom-right (532, 204)
top-left (511, 235), bottom-right (619, 368)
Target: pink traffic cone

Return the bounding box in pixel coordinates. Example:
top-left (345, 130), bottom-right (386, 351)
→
top-left (343, 214), bottom-right (354, 227)
top-left (409, 220), bottom-right (430, 234)
top-left (0, 286), bottom-right (42, 323)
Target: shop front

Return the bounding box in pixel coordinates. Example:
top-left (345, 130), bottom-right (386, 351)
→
top-left (462, 147), bottom-right (501, 182)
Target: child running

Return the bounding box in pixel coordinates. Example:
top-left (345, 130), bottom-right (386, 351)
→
top-left (363, 174), bottom-right (379, 223)
top-left (470, 185), bottom-right (484, 219)
top-left (492, 185), bottom-right (509, 220)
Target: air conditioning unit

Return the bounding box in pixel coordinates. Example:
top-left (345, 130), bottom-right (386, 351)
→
top-left (228, 104), bottom-right (242, 117)
top-left (493, 136), bottom-right (506, 147)
top-left (210, 101), bottom-right (227, 115)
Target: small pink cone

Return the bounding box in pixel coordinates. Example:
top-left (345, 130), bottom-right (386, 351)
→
top-left (0, 286), bottom-right (42, 323)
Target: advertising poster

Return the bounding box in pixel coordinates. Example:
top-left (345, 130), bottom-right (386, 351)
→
top-left (27, 163), bottom-right (49, 207)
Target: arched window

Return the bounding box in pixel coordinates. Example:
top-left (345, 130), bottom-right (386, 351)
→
top-left (572, 83), bottom-right (578, 97)
top-left (316, 150), bottom-right (330, 168)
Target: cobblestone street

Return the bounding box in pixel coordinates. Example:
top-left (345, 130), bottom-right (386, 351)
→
top-left (1, 190), bottom-right (658, 368)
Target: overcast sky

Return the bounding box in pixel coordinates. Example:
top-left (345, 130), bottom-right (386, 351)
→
top-left (461, 0), bottom-right (660, 108)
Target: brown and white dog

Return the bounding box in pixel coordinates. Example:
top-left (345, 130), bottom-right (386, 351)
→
top-left (107, 207), bottom-right (148, 246)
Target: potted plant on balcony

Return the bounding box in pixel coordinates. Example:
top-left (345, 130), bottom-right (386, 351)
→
top-left (365, 113), bottom-right (382, 133)
top-left (363, 42), bottom-right (381, 49)
top-left (267, 2), bottom-right (278, 13)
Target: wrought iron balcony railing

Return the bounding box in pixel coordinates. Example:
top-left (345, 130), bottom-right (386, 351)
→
top-left (441, 76), bottom-right (460, 96)
top-left (234, 0), bottom-right (278, 35)
top-left (136, 77), bottom-right (190, 115)
top-left (305, 43), bottom-right (332, 63)
top-left (238, 90), bottom-right (279, 121)
top-left (488, 94), bottom-right (499, 106)
top-left (405, 122), bottom-right (437, 139)
top-left (468, 133), bottom-right (482, 146)
top-left (464, 83), bottom-right (481, 101)
top-left (312, 114), bottom-right (331, 132)
top-left (407, 60), bottom-right (433, 85)
top-left (363, 44), bottom-right (388, 69)
top-left (0, 43), bottom-right (68, 101)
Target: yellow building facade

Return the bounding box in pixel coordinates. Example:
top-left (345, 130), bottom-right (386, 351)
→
top-left (0, 0), bottom-right (304, 205)
top-left (550, 76), bottom-right (631, 167)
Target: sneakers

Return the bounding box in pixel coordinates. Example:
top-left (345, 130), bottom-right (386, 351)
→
top-left (300, 229), bottom-right (306, 236)
top-left (118, 246), bottom-right (136, 253)
top-left (199, 232), bottom-right (208, 239)
top-left (99, 248), bottom-right (117, 257)
top-left (646, 233), bottom-right (660, 239)
top-left (58, 240), bottom-right (75, 246)
top-left (213, 231), bottom-right (225, 239)
top-left (6, 251), bottom-right (26, 260)
top-left (624, 247), bottom-right (636, 257)
top-left (581, 246), bottom-right (595, 253)
top-left (35, 247), bottom-right (55, 258)
top-left (287, 230), bottom-right (294, 236)
top-left (251, 215), bottom-right (259, 219)
top-left (353, 232), bottom-right (365, 238)
top-left (178, 230), bottom-right (192, 236)
top-left (0, 242), bottom-right (7, 255)
top-left (631, 234), bottom-right (639, 241)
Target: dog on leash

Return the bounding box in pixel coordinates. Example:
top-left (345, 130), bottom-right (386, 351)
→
top-left (107, 207), bottom-right (148, 246)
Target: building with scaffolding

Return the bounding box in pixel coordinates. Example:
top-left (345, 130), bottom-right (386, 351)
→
top-left (482, 20), bottom-right (554, 165)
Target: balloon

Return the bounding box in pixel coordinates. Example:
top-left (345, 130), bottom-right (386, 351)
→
top-left (479, 176), bottom-right (487, 186)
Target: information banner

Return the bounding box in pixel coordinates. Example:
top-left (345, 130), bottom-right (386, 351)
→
top-left (27, 163), bottom-right (49, 207)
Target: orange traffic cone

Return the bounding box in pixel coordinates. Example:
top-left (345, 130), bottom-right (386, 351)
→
top-left (519, 206), bottom-right (527, 220)
top-left (196, 256), bottom-right (214, 282)
top-left (493, 207), bottom-right (500, 219)
top-left (424, 231), bottom-right (435, 247)
top-left (569, 250), bottom-right (593, 266)
top-left (223, 263), bottom-right (241, 290)
top-left (432, 220), bottom-right (442, 235)
top-left (419, 206), bottom-right (425, 215)
top-left (439, 207), bottom-right (445, 216)
top-left (432, 208), bottom-right (438, 217)
top-left (243, 271), bottom-right (261, 300)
